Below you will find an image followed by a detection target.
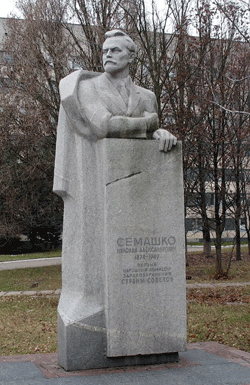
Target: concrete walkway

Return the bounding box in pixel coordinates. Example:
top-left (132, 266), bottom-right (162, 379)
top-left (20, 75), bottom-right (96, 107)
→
top-left (187, 244), bottom-right (235, 252)
top-left (0, 242), bottom-right (240, 270)
top-left (187, 281), bottom-right (250, 288)
top-left (0, 257), bottom-right (61, 271)
top-left (0, 289), bottom-right (61, 297)
top-left (0, 243), bottom-right (238, 270)
top-left (0, 342), bottom-right (250, 384)
top-left (1, 281), bottom-right (250, 298)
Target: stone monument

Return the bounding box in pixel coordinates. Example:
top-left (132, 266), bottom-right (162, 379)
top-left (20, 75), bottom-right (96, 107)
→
top-left (53, 30), bottom-right (186, 371)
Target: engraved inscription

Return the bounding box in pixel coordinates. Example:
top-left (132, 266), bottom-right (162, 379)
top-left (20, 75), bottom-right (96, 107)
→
top-left (117, 236), bottom-right (176, 285)
top-left (117, 236), bottom-right (176, 255)
top-left (117, 236), bottom-right (176, 247)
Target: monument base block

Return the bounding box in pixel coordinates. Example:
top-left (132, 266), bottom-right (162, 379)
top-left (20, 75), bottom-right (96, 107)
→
top-left (58, 314), bottom-right (179, 371)
top-left (58, 139), bottom-right (186, 371)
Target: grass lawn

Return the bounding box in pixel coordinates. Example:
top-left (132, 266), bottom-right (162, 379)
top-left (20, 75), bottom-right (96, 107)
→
top-left (0, 266), bottom-right (61, 292)
top-left (0, 250), bottom-right (249, 356)
top-left (0, 296), bottom-right (58, 356)
top-left (0, 287), bottom-right (249, 356)
top-left (1, 251), bottom-right (248, 293)
top-left (187, 302), bottom-right (250, 352)
top-left (186, 251), bottom-right (250, 283)
top-left (0, 250), bottom-right (61, 263)
top-left (1, 247), bottom-right (250, 283)
top-left (187, 285), bottom-right (250, 353)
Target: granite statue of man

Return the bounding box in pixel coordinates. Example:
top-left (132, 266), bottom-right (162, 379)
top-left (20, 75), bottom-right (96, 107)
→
top-left (54, 30), bottom-right (176, 181)
top-left (80, 30), bottom-right (177, 149)
top-left (53, 30), bottom-right (185, 371)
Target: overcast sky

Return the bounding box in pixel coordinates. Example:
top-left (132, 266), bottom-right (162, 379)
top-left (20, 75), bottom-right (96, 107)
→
top-left (0, 0), bottom-right (18, 18)
top-left (0, 0), bottom-right (169, 19)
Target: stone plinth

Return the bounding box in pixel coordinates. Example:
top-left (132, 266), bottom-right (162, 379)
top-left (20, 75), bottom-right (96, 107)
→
top-left (105, 139), bottom-right (186, 357)
top-left (57, 139), bottom-right (186, 371)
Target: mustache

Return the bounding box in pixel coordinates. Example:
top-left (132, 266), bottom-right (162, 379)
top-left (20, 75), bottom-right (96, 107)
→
top-left (104, 60), bottom-right (116, 65)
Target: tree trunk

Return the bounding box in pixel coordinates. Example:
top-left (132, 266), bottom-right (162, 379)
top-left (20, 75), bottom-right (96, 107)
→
top-left (235, 158), bottom-right (241, 260)
top-left (185, 233), bottom-right (189, 266)
top-left (215, 229), bottom-right (223, 277)
top-left (203, 227), bottom-right (212, 257)
top-left (246, 229), bottom-right (250, 255)
top-left (204, 238), bottom-right (212, 257)
top-left (235, 218), bottom-right (241, 261)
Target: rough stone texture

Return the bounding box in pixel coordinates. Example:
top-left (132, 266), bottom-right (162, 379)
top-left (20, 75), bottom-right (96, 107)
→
top-left (58, 308), bottom-right (178, 371)
top-left (57, 139), bottom-right (186, 370)
top-left (56, 135), bottom-right (106, 371)
top-left (104, 139), bottom-right (186, 357)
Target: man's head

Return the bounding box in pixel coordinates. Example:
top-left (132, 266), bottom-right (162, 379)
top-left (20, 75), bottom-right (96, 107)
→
top-left (102, 30), bottom-right (137, 77)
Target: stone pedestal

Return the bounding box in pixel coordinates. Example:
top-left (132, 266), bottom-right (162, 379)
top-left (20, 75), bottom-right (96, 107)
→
top-left (57, 139), bottom-right (186, 371)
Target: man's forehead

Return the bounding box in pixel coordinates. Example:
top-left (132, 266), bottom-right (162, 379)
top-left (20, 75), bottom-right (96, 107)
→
top-left (103, 37), bottom-right (127, 50)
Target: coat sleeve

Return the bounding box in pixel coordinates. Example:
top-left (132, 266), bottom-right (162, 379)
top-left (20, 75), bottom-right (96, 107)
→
top-left (142, 89), bottom-right (158, 115)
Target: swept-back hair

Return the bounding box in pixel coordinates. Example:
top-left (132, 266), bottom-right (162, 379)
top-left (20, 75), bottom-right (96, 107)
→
top-left (104, 30), bottom-right (137, 53)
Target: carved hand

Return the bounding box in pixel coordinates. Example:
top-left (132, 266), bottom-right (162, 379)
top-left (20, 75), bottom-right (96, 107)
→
top-left (153, 129), bottom-right (177, 152)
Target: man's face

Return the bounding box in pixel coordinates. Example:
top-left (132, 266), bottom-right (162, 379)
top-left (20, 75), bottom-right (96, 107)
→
top-left (102, 37), bottom-right (133, 75)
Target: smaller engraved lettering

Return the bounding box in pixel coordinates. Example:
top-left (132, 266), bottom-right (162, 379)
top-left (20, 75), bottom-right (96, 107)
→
top-left (121, 275), bottom-right (173, 284)
top-left (117, 247), bottom-right (137, 254)
top-left (134, 254), bottom-right (160, 260)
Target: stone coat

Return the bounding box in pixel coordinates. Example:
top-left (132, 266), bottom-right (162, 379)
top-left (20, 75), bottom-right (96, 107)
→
top-left (53, 70), bottom-right (158, 197)
top-left (53, 69), bottom-right (158, 325)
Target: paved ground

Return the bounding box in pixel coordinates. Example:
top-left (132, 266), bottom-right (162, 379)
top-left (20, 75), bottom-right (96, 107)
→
top-left (0, 257), bottom-right (61, 271)
top-left (0, 289), bottom-right (61, 297)
top-left (0, 245), bottom-right (206, 271)
top-left (0, 342), bottom-right (250, 384)
top-left (187, 245), bottom-right (237, 253)
top-left (1, 281), bottom-right (250, 298)
top-left (0, 243), bottom-right (238, 270)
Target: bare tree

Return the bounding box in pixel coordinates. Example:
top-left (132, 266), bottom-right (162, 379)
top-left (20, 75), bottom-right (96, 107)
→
top-left (165, 0), bottom-right (250, 274)
top-left (64, 0), bottom-right (129, 71)
top-left (0, 0), bottom-right (76, 245)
